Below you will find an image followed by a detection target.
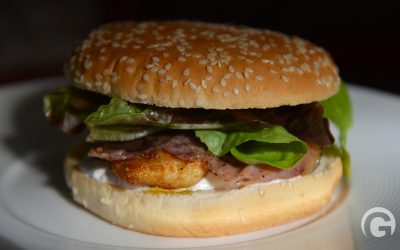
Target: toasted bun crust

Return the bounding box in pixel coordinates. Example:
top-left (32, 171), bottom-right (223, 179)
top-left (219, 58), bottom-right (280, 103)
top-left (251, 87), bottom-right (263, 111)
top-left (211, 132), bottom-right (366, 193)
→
top-left (64, 143), bottom-right (342, 237)
top-left (66, 21), bottom-right (340, 109)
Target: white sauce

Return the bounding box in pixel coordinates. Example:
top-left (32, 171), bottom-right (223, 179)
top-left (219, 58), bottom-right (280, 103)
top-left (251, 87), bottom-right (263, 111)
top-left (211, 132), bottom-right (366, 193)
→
top-left (81, 153), bottom-right (331, 191)
top-left (81, 158), bottom-right (229, 191)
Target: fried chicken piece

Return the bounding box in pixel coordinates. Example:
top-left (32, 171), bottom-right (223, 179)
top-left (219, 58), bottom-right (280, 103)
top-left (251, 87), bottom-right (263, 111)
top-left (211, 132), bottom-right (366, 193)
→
top-left (110, 150), bottom-right (208, 189)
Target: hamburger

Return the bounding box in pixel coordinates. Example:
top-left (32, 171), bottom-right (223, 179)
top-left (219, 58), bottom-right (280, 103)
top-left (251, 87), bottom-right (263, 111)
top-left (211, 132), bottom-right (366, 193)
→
top-left (43, 20), bottom-right (352, 237)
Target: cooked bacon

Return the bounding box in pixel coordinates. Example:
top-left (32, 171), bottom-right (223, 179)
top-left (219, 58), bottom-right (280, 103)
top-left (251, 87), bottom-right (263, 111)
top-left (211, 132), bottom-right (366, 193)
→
top-left (88, 134), bottom-right (321, 189)
top-left (226, 143), bottom-right (321, 188)
top-left (88, 139), bottom-right (152, 161)
top-left (88, 134), bottom-right (207, 161)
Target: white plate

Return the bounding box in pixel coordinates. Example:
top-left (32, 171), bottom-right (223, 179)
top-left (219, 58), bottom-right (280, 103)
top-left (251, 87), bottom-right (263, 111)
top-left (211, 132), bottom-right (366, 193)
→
top-left (0, 77), bottom-right (399, 249)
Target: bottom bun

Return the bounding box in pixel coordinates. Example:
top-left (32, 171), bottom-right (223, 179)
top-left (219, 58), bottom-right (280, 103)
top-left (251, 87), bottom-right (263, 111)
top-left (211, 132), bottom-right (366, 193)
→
top-left (64, 143), bottom-right (342, 237)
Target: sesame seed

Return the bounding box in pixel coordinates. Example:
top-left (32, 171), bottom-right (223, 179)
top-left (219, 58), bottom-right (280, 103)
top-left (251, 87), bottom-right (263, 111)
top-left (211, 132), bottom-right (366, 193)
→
top-left (164, 63), bottom-right (172, 70)
top-left (178, 56), bottom-right (186, 62)
top-left (165, 75), bottom-right (172, 81)
top-left (143, 74), bottom-right (150, 82)
top-left (111, 76), bottom-right (118, 83)
top-left (220, 78), bottom-right (226, 86)
top-left (223, 91), bottom-right (230, 97)
top-left (132, 45), bottom-right (141, 49)
top-left (280, 75), bottom-right (290, 83)
top-left (138, 94), bottom-right (147, 100)
top-left (262, 44), bottom-right (271, 50)
top-left (102, 69), bottom-right (111, 76)
top-left (207, 66), bottom-right (213, 73)
top-left (233, 88), bottom-right (239, 95)
top-left (198, 59), bottom-right (208, 65)
top-left (228, 65), bottom-right (235, 73)
top-left (205, 75), bottom-right (213, 81)
top-left (103, 83), bottom-right (111, 93)
top-left (150, 65), bottom-right (159, 73)
top-left (270, 69), bottom-right (278, 74)
top-left (190, 82), bottom-right (198, 90)
top-left (172, 80), bottom-right (178, 88)
top-left (177, 45), bottom-right (186, 52)
top-left (244, 67), bottom-right (253, 73)
top-left (282, 67), bottom-right (289, 72)
top-left (261, 59), bottom-right (272, 64)
top-left (158, 69), bottom-right (166, 75)
top-left (184, 79), bottom-right (191, 86)
top-left (255, 75), bottom-right (264, 81)
top-left (235, 72), bottom-right (243, 79)
top-left (125, 67), bottom-right (134, 74)
top-left (95, 74), bottom-right (102, 80)
top-left (120, 56), bottom-right (128, 62)
top-left (84, 59), bottom-right (92, 69)
top-left (145, 64), bottom-right (154, 69)
top-left (245, 84), bottom-right (251, 92)
top-left (152, 56), bottom-right (160, 62)
top-left (201, 80), bottom-right (207, 88)
top-left (160, 77), bottom-right (167, 83)
top-left (183, 68), bottom-right (190, 76)
top-left (249, 51), bottom-right (261, 57)
top-left (163, 52), bottom-right (170, 58)
top-left (244, 71), bottom-right (250, 79)
top-left (223, 73), bottom-right (231, 79)
top-left (301, 63), bottom-right (311, 72)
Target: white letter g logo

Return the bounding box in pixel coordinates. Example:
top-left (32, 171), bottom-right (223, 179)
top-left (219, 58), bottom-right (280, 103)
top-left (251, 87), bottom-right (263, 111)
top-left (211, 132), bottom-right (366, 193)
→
top-left (361, 207), bottom-right (396, 238)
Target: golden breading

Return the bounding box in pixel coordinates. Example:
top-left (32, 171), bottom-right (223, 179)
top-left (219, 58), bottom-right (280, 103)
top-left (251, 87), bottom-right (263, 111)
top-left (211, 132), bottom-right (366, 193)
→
top-left (110, 150), bottom-right (208, 189)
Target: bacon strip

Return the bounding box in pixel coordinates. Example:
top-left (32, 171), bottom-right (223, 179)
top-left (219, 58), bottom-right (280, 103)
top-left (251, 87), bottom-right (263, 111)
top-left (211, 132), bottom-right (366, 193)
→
top-left (88, 134), bottom-right (321, 189)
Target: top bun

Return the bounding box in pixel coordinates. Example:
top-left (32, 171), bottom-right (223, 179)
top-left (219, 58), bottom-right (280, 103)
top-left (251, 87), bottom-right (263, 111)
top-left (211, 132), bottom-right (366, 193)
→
top-left (66, 21), bottom-right (340, 109)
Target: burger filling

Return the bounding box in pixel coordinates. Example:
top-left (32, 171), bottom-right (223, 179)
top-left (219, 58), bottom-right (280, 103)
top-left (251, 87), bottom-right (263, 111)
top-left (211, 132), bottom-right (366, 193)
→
top-left (44, 83), bottom-right (351, 190)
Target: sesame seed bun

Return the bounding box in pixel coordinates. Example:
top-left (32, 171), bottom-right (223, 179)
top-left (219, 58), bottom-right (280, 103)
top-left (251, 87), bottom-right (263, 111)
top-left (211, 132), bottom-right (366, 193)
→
top-left (66, 21), bottom-right (340, 109)
top-left (65, 142), bottom-right (342, 237)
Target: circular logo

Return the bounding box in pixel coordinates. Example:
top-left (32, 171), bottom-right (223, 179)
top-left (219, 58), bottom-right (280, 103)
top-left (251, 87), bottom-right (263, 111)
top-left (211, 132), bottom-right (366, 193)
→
top-left (361, 207), bottom-right (396, 238)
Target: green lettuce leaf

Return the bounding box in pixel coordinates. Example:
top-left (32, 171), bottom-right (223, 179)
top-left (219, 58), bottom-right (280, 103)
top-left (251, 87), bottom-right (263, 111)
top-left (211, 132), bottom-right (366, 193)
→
top-left (86, 125), bottom-right (162, 142)
top-left (85, 97), bottom-right (246, 129)
top-left (195, 126), bottom-right (308, 168)
top-left (321, 81), bottom-right (353, 176)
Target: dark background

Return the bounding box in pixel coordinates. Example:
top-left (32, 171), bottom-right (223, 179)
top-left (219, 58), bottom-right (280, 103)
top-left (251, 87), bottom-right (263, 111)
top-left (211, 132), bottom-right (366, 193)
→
top-left (1, 0), bottom-right (399, 94)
